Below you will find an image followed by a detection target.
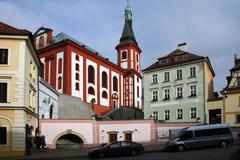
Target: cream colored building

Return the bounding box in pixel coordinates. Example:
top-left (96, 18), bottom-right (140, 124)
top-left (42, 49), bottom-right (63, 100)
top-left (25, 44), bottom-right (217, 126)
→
top-left (207, 55), bottom-right (240, 126)
top-left (0, 22), bottom-right (40, 157)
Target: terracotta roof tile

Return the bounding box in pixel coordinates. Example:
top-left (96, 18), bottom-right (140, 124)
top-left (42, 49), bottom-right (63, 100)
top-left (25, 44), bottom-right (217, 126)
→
top-left (0, 22), bottom-right (31, 35)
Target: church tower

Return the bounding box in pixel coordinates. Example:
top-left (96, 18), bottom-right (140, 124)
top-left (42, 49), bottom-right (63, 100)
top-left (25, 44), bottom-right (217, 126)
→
top-left (116, 2), bottom-right (142, 109)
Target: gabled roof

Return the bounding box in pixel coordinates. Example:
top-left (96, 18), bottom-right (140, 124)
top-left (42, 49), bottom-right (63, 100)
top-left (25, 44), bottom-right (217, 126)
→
top-left (33, 26), bottom-right (53, 36)
top-left (0, 22), bottom-right (31, 36)
top-left (52, 32), bottom-right (105, 58)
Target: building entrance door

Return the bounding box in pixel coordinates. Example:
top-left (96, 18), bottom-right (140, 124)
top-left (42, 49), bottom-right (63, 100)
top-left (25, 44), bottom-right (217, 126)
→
top-left (109, 133), bottom-right (117, 143)
top-left (209, 109), bottom-right (221, 124)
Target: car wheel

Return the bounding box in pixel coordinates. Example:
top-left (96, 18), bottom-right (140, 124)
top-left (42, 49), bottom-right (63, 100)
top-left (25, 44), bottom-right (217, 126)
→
top-left (177, 145), bottom-right (185, 152)
top-left (98, 152), bottom-right (104, 158)
top-left (131, 150), bottom-right (137, 156)
top-left (219, 141), bottom-right (227, 148)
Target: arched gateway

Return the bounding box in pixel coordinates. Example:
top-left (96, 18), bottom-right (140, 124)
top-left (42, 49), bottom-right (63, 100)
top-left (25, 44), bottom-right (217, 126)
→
top-left (53, 130), bottom-right (87, 149)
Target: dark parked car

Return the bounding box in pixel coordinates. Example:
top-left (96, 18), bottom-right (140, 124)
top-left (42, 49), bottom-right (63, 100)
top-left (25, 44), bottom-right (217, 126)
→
top-left (88, 141), bottom-right (144, 158)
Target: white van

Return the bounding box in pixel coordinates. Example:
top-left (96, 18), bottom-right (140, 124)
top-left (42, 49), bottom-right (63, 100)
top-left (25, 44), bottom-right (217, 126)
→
top-left (165, 123), bottom-right (233, 152)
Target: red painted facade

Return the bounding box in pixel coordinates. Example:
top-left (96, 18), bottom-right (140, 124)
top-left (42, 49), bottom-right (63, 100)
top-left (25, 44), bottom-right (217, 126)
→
top-left (34, 8), bottom-right (142, 116)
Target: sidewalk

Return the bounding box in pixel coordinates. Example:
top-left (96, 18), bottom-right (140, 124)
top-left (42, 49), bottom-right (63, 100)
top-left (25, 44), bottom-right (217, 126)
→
top-left (0, 142), bottom-right (167, 160)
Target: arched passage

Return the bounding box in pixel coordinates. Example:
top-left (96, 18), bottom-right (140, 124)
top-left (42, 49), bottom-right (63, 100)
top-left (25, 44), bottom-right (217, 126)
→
top-left (53, 131), bottom-right (86, 149)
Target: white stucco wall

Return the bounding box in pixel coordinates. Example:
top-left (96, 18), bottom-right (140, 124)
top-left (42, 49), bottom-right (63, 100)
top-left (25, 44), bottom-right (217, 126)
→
top-left (71, 52), bottom-right (83, 99)
top-left (86, 59), bottom-right (97, 103)
top-left (39, 78), bottom-right (58, 119)
top-left (98, 123), bottom-right (151, 144)
top-left (40, 120), bottom-right (94, 145)
top-left (100, 65), bottom-right (109, 106)
top-left (56, 52), bottom-right (64, 93)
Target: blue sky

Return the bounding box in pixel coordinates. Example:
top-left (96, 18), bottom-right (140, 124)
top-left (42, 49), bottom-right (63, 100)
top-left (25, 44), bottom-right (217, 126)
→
top-left (1, 0), bottom-right (240, 92)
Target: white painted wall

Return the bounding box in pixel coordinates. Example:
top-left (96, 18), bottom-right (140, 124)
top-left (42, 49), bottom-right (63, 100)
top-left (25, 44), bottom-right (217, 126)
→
top-left (71, 52), bottom-right (83, 99)
top-left (86, 59), bottom-right (97, 103)
top-left (39, 78), bottom-right (58, 119)
top-left (35, 32), bottom-right (48, 49)
top-left (56, 52), bottom-right (64, 93)
top-left (111, 71), bottom-right (120, 108)
top-left (134, 75), bottom-right (142, 109)
top-left (98, 123), bottom-right (151, 144)
top-left (40, 121), bottom-right (94, 145)
top-left (121, 75), bottom-right (123, 106)
top-left (100, 65), bottom-right (109, 106)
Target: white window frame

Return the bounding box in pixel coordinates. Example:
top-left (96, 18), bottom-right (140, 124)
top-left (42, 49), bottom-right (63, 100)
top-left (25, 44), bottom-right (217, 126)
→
top-left (164, 110), bottom-right (170, 120)
top-left (0, 47), bottom-right (10, 66)
top-left (189, 84), bottom-right (197, 97)
top-left (152, 74), bottom-right (158, 84)
top-left (164, 72), bottom-right (170, 82)
top-left (152, 111), bottom-right (158, 120)
top-left (164, 88), bottom-right (170, 100)
top-left (0, 80), bottom-right (9, 103)
top-left (177, 109), bottom-right (183, 119)
top-left (190, 108), bottom-right (197, 118)
top-left (176, 87), bottom-right (183, 98)
top-left (176, 69), bottom-right (182, 80)
top-left (152, 90), bottom-right (158, 101)
top-left (190, 67), bottom-right (196, 77)
top-left (121, 50), bottom-right (128, 60)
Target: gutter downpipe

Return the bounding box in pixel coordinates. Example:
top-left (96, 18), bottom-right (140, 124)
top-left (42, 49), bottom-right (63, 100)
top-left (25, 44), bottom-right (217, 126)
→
top-left (203, 61), bottom-right (206, 124)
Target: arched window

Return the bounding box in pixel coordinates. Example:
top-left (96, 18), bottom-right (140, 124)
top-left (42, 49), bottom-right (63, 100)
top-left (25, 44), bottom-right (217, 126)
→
top-left (122, 51), bottom-right (127, 60)
top-left (76, 63), bottom-right (79, 71)
top-left (88, 65), bottom-right (95, 84)
top-left (102, 71), bottom-right (108, 88)
top-left (41, 100), bottom-right (47, 119)
top-left (49, 105), bottom-right (53, 119)
top-left (39, 36), bottom-right (44, 48)
top-left (102, 91), bottom-right (108, 99)
top-left (76, 83), bottom-right (79, 90)
top-left (58, 58), bottom-right (62, 74)
top-left (75, 55), bottom-right (79, 61)
top-left (88, 87), bottom-right (95, 95)
top-left (113, 76), bottom-right (118, 92)
top-left (76, 73), bottom-right (79, 80)
top-left (58, 76), bottom-right (62, 89)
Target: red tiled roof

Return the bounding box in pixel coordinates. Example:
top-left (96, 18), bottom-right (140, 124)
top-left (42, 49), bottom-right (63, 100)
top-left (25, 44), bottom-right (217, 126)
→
top-left (0, 22), bottom-right (31, 35)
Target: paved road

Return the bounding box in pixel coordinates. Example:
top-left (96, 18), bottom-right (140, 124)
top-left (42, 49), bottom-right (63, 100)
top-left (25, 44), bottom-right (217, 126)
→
top-left (70, 145), bottom-right (239, 160)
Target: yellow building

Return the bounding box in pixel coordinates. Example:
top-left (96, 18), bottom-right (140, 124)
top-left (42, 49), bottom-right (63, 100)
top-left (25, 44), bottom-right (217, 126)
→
top-left (207, 55), bottom-right (240, 126)
top-left (0, 22), bottom-right (40, 157)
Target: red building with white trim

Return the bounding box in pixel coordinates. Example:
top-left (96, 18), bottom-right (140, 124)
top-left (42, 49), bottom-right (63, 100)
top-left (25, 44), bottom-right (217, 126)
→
top-left (33, 4), bottom-right (142, 116)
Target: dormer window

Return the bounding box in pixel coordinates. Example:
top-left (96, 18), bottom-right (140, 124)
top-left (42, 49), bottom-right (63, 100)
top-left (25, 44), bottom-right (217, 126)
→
top-left (39, 36), bottom-right (44, 48)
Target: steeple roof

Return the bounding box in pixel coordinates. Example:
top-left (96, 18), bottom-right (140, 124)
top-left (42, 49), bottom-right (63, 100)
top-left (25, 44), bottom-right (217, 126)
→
top-left (119, 2), bottom-right (138, 45)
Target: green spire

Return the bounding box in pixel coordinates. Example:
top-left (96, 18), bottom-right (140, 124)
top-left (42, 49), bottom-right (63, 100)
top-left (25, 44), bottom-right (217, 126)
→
top-left (125, 0), bottom-right (132, 21)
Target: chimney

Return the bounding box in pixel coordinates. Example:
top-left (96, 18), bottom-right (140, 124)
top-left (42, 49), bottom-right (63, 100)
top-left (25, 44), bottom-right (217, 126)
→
top-left (177, 42), bottom-right (187, 51)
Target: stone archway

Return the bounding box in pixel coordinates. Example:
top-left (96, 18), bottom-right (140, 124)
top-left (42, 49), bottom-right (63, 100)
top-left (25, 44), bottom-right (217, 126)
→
top-left (53, 130), bottom-right (87, 149)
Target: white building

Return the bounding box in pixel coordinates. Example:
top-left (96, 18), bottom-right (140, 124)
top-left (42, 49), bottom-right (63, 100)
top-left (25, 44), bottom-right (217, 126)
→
top-left (39, 77), bottom-right (58, 119)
